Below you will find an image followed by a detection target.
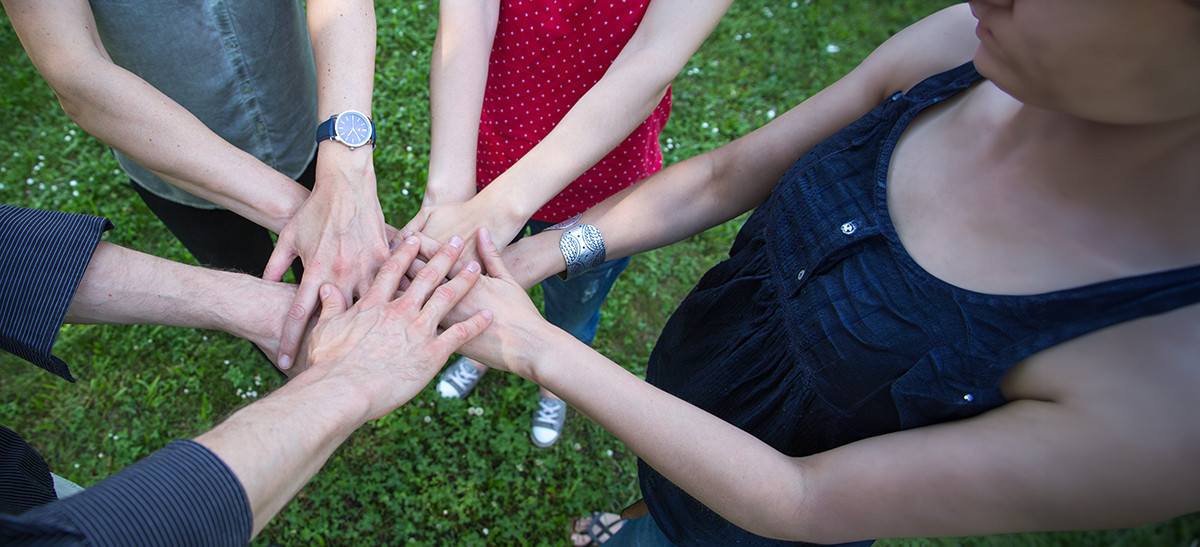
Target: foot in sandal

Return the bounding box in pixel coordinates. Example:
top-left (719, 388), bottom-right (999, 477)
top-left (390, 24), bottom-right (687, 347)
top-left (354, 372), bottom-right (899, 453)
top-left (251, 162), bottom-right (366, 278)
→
top-left (570, 512), bottom-right (623, 546)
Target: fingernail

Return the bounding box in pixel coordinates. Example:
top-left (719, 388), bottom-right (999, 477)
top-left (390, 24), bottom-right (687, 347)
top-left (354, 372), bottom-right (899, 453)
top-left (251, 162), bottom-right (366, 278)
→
top-left (448, 236), bottom-right (464, 248)
top-left (406, 235), bottom-right (420, 246)
top-left (465, 261), bottom-right (481, 272)
top-left (481, 310), bottom-right (494, 321)
top-left (479, 228), bottom-right (492, 245)
top-left (401, 230), bottom-right (412, 240)
top-left (320, 285), bottom-right (332, 299)
top-left (279, 354), bottom-right (292, 370)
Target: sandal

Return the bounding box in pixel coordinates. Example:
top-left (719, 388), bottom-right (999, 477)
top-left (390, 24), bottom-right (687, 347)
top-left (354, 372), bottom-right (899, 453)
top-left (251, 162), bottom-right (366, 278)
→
top-left (569, 511), bottom-right (623, 546)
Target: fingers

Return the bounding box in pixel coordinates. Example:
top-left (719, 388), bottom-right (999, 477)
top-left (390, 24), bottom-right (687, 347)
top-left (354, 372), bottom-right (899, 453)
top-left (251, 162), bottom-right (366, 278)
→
top-left (399, 210), bottom-right (430, 244)
top-left (263, 240), bottom-right (298, 282)
top-left (476, 228), bottom-right (514, 280)
top-left (359, 235), bottom-right (421, 307)
top-left (277, 279), bottom-right (321, 370)
top-left (403, 235), bottom-right (465, 305)
top-left (434, 309), bottom-right (493, 358)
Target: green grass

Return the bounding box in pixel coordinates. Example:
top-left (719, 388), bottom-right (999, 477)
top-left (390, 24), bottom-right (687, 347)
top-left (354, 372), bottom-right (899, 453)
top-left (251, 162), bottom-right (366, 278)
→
top-left (1, 1), bottom-right (1197, 545)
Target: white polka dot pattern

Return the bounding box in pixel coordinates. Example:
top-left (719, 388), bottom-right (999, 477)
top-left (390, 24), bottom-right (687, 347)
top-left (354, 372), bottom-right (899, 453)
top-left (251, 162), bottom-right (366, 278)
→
top-left (476, 0), bottom-right (671, 222)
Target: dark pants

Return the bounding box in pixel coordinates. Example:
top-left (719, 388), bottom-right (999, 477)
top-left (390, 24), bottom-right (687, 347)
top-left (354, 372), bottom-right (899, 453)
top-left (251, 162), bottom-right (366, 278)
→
top-left (129, 158), bottom-right (317, 277)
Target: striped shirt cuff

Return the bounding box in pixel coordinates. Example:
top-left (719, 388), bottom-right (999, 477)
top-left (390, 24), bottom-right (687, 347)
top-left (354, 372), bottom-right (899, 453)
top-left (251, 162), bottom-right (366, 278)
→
top-left (0, 205), bottom-right (113, 382)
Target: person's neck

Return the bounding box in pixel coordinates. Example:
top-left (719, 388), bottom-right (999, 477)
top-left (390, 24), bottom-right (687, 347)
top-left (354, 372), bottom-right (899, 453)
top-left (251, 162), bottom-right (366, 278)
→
top-left (976, 83), bottom-right (1200, 196)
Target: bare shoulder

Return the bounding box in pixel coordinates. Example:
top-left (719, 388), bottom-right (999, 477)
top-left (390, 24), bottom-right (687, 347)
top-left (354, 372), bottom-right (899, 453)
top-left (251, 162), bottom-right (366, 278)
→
top-left (849, 3), bottom-right (981, 100)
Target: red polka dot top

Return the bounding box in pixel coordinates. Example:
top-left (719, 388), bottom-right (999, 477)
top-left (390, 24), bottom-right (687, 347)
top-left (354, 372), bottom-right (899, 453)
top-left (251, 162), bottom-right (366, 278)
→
top-left (477, 0), bottom-right (672, 223)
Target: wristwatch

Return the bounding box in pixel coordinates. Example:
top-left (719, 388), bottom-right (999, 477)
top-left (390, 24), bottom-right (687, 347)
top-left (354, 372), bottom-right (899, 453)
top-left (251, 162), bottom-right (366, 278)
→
top-left (316, 110), bottom-right (376, 149)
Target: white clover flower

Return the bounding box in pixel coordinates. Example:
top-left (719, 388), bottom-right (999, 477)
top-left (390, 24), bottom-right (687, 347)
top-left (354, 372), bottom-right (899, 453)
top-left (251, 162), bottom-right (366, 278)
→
top-left (825, 44), bottom-right (841, 54)
top-left (767, 109), bottom-right (777, 119)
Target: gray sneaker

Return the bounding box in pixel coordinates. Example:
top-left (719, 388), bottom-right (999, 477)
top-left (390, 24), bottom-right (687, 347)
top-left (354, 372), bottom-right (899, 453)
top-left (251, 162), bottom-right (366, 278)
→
top-left (436, 357), bottom-right (485, 399)
top-left (531, 397), bottom-right (568, 448)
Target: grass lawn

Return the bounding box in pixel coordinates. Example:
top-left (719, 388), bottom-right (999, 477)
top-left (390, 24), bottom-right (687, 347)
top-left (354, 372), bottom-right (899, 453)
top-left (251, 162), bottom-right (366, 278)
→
top-left (1, 1), bottom-right (1197, 545)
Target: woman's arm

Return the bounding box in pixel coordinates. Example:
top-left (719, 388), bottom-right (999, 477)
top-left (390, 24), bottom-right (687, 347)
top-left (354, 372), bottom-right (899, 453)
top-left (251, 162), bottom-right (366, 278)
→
top-left (411, 0), bottom-right (733, 262)
top-left (500, 4), bottom-right (983, 288)
top-left (462, 227), bottom-right (1200, 543)
top-left (423, 0), bottom-right (502, 205)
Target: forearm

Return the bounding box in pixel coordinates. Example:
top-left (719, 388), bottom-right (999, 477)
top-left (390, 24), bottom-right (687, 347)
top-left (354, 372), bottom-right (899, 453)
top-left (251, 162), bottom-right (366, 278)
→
top-left (503, 131), bottom-right (789, 286)
top-left (65, 242), bottom-right (290, 348)
top-left (194, 369), bottom-right (369, 536)
top-left (476, 0), bottom-right (730, 225)
top-left (308, 0), bottom-right (378, 193)
top-left (426, 0), bottom-right (499, 201)
top-left (2, 0), bottom-right (307, 232)
top-left (511, 326), bottom-right (806, 539)
top-left (58, 71), bottom-right (308, 232)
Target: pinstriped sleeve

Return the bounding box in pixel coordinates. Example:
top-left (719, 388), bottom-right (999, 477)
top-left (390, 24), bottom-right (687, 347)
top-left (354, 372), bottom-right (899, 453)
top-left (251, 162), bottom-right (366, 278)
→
top-left (0, 205), bottom-right (113, 382)
top-left (0, 440), bottom-right (253, 546)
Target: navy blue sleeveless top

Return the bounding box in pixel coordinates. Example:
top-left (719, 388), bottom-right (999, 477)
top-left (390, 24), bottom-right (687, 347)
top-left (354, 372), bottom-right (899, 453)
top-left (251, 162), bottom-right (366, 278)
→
top-left (638, 63), bottom-right (1200, 546)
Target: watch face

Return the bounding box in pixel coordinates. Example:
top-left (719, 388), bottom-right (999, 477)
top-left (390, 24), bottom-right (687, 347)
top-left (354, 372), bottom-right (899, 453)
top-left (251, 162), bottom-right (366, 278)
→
top-left (334, 111), bottom-right (373, 148)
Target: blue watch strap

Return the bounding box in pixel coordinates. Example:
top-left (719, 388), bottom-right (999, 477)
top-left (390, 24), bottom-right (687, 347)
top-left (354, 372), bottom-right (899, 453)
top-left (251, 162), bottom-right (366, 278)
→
top-left (315, 116), bottom-right (335, 144)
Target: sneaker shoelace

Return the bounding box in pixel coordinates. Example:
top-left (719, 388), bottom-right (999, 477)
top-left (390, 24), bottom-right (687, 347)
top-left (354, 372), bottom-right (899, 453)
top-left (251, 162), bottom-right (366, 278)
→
top-left (445, 363), bottom-right (482, 392)
top-left (533, 399), bottom-right (565, 425)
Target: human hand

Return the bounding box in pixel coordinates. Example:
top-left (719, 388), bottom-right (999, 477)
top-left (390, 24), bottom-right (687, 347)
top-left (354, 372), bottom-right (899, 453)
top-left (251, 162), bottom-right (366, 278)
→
top-left (239, 280), bottom-right (314, 378)
top-left (402, 194), bottom-right (526, 274)
top-left (264, 161), bottom-right (393, 371)
top-left (444, 228), bottom-right (554, 378)
top-left (305, 235), bottom-right (493, 421)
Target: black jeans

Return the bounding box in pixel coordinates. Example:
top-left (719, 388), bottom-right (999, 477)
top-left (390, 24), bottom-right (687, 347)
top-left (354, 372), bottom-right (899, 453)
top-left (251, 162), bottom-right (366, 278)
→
top-left (129, 157), bottom-right (316, 277)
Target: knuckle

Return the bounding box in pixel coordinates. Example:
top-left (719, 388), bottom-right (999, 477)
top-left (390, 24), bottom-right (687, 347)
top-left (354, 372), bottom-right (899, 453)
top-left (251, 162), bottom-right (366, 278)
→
top-left (286, 302), bottom-right (309, 322)
top-left (433, 283), bottom-right (459, 302)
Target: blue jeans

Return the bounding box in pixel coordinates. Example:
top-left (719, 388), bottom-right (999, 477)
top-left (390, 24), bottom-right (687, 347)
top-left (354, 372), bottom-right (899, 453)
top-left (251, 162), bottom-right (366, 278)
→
top-left (603, 515), bottom-right (675, 547)
top-left (607, 515), bottom-right (876, 547)
top-left (526, 219), bottom-right (630, 345)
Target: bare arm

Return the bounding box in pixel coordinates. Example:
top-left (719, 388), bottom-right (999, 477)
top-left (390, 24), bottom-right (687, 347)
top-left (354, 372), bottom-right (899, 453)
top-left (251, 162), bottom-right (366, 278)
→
top-left (65, 241), bottom-right (300, 372)
top-left (0, 0), bottom-right (309, 232)
top-left (459, 224), bottom-right (1200, 543)
top-left (501, 4), bottom-right (983, 288)
top-left (423, 0), bottom-right (501, 205)
top-left (410, 0), bottom-right (733, 263)
top-left (266, 0), bottom-right (394, 369)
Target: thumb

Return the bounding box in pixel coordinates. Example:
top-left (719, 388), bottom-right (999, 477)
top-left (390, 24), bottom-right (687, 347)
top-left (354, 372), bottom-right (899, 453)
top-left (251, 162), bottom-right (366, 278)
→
top-left (317, 283), bottom-right (348, 318)
top-left (476, 228), bottom-right (513, 279)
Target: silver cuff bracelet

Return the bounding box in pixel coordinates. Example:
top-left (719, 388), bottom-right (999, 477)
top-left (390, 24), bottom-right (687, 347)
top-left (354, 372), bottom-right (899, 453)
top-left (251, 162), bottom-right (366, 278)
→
top-left (558, 224), bottom-right (606, 280)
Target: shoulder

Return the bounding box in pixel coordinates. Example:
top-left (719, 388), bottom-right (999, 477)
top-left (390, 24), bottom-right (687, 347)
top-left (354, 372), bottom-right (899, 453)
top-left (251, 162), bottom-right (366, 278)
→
top-left (846, 4), bottom-right (981, 102)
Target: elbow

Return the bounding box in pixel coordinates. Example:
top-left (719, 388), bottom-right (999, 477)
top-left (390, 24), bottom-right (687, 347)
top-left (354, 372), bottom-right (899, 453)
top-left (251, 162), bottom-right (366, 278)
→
top-left (608, 45), bottom-right (678, 111)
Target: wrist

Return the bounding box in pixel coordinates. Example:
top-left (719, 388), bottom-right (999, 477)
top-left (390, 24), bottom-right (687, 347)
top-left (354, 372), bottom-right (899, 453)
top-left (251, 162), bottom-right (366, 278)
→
top-left (277, 367), bottom-right (376, 428)
top-left (218, 275), bottom-right (294, 350)
top-left (504, 232), bottom-right (567, 289)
